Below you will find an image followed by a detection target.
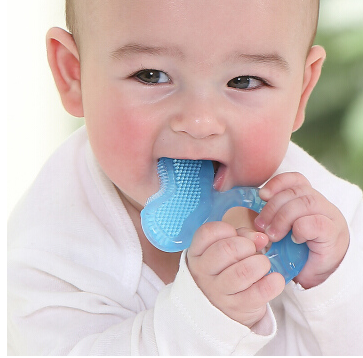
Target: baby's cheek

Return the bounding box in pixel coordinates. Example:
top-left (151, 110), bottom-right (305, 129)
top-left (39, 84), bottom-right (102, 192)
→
top-left (118, 116), bottom-right (152, 153)
top-left (232, 138), bottom-right (284, 186)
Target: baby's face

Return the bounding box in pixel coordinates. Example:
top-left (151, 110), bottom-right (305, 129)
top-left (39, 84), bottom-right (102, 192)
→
top-left (79, 0), bottom-right (316, 209)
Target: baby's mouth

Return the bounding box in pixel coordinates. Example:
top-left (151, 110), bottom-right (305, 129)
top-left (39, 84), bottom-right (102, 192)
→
top-left (212, 161), bottom-right (220, 177)
top-left (212, 160), bottom-right (226, 191)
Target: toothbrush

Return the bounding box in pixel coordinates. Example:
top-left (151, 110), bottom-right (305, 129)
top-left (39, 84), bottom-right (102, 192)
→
top-left (141, 158), bottom-right (309, 283)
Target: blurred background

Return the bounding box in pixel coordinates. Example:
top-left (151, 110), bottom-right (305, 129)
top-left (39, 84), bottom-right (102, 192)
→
top-left (292, 0), bottom-right (363, 191)
top-left (7, 0), bottom-right (363, 217)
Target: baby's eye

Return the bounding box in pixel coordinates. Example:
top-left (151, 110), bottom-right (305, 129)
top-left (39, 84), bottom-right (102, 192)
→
top-left (134, 69), bottom-right (171, 85)
top-left (227, 76), bottom-right (265, 90)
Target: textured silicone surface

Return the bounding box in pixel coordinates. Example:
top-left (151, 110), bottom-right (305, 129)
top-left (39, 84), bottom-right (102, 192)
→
top-left (141, 158), bottom-right (309, 283)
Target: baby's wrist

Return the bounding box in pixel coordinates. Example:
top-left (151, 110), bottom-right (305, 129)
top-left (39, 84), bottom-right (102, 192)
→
top-left (249, 304), bottom-right (275, 336)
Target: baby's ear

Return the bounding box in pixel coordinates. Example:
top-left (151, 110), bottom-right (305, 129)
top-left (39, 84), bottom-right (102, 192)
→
top-left (293, 45), bottom-right (326, 132)
top-left (46, 27), bottom-right (83, 117)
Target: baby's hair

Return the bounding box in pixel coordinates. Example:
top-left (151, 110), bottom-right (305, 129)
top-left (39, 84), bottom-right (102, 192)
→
top-left (65, 0), bottom-right (77, 39)
top-left (65, 0), bottom-right (320, 55)
top-left (308, 0), bottom-right (321, 49)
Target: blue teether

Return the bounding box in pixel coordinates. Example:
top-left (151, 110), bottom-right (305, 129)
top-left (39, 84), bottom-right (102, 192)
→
top-left (141, 158), bottom-right (309, 283)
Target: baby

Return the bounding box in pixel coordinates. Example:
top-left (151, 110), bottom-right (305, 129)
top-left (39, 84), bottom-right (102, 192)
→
top-left (8, 0), bottom-right (363, 355)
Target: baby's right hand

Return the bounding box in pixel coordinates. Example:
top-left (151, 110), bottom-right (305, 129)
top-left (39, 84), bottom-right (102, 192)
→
top-left (187, 222), bottom-right (285, 328)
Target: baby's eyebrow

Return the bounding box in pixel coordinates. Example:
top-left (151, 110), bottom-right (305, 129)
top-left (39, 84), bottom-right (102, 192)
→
top-left (110, 43), bottom-right (290, 72)
top-left (229, 52), bottom-right (290, 72)
top-left (110, 43), bottom-right (184, 60)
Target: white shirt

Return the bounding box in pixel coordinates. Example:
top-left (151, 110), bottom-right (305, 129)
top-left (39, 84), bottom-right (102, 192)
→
top-left (8, 126), bottom-right (363, 355)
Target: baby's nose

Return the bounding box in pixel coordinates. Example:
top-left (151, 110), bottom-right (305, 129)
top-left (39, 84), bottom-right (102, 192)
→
top-left (170, 96), bottom-right (226, 139)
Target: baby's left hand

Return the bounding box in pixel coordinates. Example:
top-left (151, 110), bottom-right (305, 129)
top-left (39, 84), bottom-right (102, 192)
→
top-left (254, 172), bottom-right (350, 289)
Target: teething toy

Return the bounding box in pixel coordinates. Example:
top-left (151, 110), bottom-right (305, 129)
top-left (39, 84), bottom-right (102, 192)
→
top-left (141, 158), bottom-right (309, 283)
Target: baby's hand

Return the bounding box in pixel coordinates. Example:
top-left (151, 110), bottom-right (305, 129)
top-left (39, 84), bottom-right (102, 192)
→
top-left (255, 172), bottom-right (350, 289)
top-left (187, 222), bottom-right (285, 328)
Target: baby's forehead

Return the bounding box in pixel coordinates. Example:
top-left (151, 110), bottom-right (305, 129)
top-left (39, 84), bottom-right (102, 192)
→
top-left (70, 0), bottom-right (318, 52)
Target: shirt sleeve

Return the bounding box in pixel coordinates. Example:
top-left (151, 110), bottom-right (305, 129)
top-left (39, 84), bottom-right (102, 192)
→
top-left (260, 195), bottom-right (363, 356)
top-left (151, 250), bottom-right (277, 355)
top-left (284, 198), bottom-right (363, 356)
top-left (258, 141), bottom-right (363, 355)
top-left (8, 247), bottom-right (277, 355)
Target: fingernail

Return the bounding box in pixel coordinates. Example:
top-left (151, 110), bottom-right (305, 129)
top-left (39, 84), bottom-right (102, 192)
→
top-left (265, 225), bottom-right (276, 240)
top-left (259, 187), bottom-right (271, 199)
top-left (254, 216), bottom-right (266, 230)
top-left (291, 234), bottom-right (300, 244)
top-left (255, 232), bottom-right (268, 241)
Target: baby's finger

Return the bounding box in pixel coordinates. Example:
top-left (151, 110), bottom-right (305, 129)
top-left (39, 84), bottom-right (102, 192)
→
top-left (220, 272), bottom-right (285, 327)
top-left (258, 172), bottom-right (311, 201)
top-left (214, 254), bottom-right (271, 294)
top-left (188, 221), bottom-right (237, 258)
top-left (292, 214), bottom-right (337, 245)
top-left (239, 272), bottom-right (285, 308)
top-left (189, 227), bottom-right (269, 276)
top-left (203, 228), bottom-right (268, 275)
top-left (255, 185), bottom-right (311, 231)
top-left (260, 190), bottom-right (338, 242)
top-left (199, 235), bottom-right (257, 276)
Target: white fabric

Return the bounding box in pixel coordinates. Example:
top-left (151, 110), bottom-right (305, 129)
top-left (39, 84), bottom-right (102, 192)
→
top-left (8, 126), bottom-right (363, 355)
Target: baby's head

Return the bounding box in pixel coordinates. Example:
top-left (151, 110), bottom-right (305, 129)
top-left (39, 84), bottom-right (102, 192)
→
top-left (47, 0), bottom-right (325, 210)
